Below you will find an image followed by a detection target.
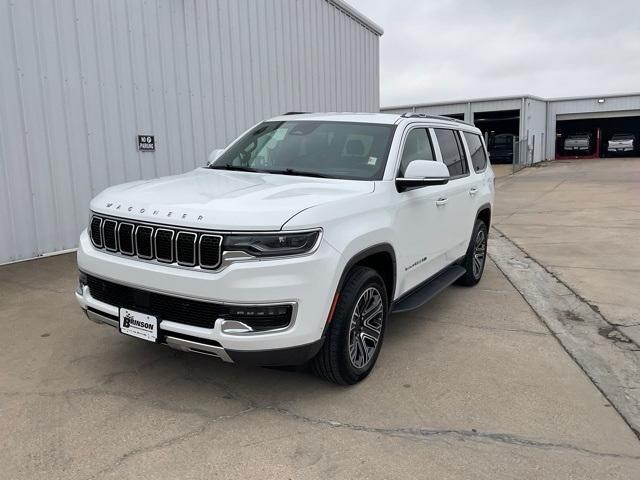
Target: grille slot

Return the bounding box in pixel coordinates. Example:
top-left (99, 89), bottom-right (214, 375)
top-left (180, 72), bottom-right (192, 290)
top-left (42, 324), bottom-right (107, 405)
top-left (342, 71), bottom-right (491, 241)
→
top-left (118, 223), bottom-right (135, 255)
top-left (103, 219), bottom-right (118, 251)
top-left (90, 214), bottom-right (223, 270)
top-left (135, 226), bottom-right (153, 259)
top-left (86, 275), bottom-right (293, 331)
top-left (176, 232), bottom-right (197, 266)
top-left (155, 229), bottom-right (174, 263)
top-left (90, 216), bottom-right (103, 247)
top-left (199, 235), bottom-right (222, 269)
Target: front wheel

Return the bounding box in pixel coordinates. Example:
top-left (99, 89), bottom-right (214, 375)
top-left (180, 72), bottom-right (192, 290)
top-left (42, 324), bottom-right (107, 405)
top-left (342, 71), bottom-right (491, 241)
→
top-left (457, 219), bottom-right (488, 286)
top-left (311, 266), bottom-right (388, 385)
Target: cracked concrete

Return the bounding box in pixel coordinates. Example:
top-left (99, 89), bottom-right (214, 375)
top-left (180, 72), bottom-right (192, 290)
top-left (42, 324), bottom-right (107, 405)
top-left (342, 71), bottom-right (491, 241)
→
top-left (2, 252), bottom-right (640, 479)
top-left (493, 158), bottom-right (640, 332)
top-left (489, 230), bottom-right (640, 437)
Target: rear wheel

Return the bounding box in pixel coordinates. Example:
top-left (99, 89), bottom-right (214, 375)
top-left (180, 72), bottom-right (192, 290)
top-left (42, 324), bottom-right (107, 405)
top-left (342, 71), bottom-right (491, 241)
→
top-left (457, 219), bottom-right (488, 286)
top-left (312, 266), bottom-right (387, 385)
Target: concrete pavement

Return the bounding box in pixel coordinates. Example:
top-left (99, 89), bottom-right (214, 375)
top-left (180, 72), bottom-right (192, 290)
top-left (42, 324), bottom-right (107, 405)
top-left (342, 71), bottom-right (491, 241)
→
top-left (2, 251), bottom-right (639, 479)
top-left (493, 158), bottom-right (640, 345)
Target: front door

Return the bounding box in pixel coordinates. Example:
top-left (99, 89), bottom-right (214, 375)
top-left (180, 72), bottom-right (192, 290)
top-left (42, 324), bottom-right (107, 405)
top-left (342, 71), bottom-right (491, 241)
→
top-left (392, 127), bottom-right (452, 296)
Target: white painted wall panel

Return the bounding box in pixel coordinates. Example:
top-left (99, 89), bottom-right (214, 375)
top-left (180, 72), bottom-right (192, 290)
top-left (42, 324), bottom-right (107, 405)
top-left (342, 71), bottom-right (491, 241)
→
top-left (0, 0), bottom-right (381, 263)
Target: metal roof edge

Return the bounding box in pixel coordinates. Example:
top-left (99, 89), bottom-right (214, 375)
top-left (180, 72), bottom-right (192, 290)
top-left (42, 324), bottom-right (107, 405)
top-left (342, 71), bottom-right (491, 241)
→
top-left (327, 0), bottom-right (384, 36)
top-left (381, 94), bottom-right (543, 111)
top-left (382, 92), bottom-right (640, 110)
top-left (547, 91), bottom-right (640, 102)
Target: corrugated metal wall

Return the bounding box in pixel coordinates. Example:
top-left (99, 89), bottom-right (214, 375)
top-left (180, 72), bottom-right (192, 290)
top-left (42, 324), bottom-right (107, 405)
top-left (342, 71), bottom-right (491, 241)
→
top-left (0, 0), bottom-right (381, 264)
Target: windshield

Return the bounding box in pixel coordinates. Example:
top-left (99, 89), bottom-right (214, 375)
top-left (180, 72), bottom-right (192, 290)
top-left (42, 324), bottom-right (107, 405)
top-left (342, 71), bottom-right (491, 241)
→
top-left (567, 134), bottom-right (590, 140)
top-left (488, 134), bottom-right (513, 147)
top-left (211, 121), bottom-right (396, 180)
top-left (611, 134), bottom-right (635, 141)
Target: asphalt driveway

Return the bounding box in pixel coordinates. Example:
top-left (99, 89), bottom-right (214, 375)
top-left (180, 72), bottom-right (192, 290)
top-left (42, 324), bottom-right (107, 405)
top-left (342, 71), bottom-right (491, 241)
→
top-left (2, 247), bottom-right (639, 478)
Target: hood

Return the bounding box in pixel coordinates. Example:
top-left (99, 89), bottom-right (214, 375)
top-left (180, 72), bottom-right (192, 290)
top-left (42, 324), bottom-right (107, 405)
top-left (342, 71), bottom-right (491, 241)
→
top-left (90, 168), bottom-right (375, 230)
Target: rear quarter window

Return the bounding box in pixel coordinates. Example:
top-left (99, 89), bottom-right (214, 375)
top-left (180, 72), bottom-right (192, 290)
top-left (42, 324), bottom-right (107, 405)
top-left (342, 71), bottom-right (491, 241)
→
top-left (463, 132), bottom-right (488, 172)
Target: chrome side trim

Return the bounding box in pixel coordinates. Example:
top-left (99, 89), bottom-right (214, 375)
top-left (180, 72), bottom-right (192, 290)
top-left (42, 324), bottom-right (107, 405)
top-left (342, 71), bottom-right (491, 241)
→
top-left (164, 336), bottom-right (233, 363)
top-left (86, 309), bottom-right (119, 328)
top-left (220, 320), bottom-right (254, 334)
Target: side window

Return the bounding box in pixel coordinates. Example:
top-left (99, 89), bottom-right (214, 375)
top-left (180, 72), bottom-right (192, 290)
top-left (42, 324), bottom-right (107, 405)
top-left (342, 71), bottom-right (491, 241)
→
top-left (463, 132), bottom-right (488, 172)
top-left (434, 128), bottom-right (469, 177)
top-left (399, 128), bottom-right (435, 175)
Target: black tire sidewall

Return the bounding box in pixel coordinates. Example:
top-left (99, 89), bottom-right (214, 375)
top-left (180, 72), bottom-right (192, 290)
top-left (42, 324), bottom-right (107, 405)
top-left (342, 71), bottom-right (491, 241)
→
top-left (469, 220), bottom-right (488, 281)
top-left (325, 267), bottom-right (388, 384)
top-left (456, 218), bottom-right (488, 286)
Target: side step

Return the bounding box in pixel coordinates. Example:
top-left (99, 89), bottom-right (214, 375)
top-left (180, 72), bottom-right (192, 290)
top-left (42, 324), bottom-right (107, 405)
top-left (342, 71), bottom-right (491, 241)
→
top-left (391, 265), bottom-right (466, 314)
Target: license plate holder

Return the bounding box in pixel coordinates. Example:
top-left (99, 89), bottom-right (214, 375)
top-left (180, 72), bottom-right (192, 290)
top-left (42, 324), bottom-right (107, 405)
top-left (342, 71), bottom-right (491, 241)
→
top-left (119, 308), bottom-right (158, 342)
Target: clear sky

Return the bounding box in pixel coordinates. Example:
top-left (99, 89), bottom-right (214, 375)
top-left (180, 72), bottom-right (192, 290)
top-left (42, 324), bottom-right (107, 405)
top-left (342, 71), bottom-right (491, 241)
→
top-left (347, 0), bottom-right (640, 107)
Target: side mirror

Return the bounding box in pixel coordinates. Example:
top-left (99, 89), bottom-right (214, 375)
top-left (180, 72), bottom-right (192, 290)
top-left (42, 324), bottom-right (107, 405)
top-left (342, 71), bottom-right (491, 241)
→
top-left (207, 148), bottom-right (225, 166)
top-left (396, 160), bottom-right (450, 191)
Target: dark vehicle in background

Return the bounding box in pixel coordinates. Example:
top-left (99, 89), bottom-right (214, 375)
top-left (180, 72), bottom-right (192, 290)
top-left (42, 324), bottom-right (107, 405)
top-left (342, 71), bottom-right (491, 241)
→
top-left (607, 133), bottom-right (636, 156)
top-left (487, 133), bottom-right (515, 164)
top-left (563, 133), bottom-right (592, 154)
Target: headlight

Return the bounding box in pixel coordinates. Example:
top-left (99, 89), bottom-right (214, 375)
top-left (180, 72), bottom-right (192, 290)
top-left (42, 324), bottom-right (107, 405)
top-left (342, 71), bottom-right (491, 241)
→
top-left (223, 230), bottom-right (320, 257)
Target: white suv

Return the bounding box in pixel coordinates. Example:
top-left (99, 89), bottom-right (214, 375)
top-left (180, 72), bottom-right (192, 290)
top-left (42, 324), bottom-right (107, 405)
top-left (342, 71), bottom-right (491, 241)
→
top-left (76, 113), bottom-right (494, 384)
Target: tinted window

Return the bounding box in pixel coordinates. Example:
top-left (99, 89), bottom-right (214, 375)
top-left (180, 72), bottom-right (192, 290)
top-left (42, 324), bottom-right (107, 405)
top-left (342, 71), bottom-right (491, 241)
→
top-left (463, 132), bottom-right (488, 172)
top-left (399, 128), bottom-right (435, 175)
top-left (212, 121), bottom-right (396, 181)
top-left (434, 128), bottom-right (468, 177)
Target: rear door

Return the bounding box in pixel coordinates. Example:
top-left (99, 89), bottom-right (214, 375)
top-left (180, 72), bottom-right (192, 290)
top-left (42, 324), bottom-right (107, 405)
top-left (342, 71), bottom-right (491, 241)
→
top-left (432, 128), bottom-right (476, 261)
top-left (461, 130), bottom-right (490, 239)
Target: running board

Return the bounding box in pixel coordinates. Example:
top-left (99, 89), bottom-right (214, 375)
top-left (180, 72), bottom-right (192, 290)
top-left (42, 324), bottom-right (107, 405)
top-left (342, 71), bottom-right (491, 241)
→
top-left (391, 265), bottom-right (466, 314)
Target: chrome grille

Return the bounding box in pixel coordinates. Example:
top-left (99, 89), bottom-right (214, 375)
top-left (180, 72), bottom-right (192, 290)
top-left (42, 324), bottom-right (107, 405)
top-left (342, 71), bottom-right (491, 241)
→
top-left (90, 217), bottom-right (103, 247)
top-left (155, 229), bottom-right (174, 263)
top-left (118, 223), bottom-right (134, 255)
top-left (90, 214), bottom-right (222, 269)
top-left (103, 219), bottom-right (118, 251)
top-left (176, 232), bottom-right (197, 266)
top-left (200, 234), bottom-right (222, 269)
top-left (135, 225), bottom-right (153, 259)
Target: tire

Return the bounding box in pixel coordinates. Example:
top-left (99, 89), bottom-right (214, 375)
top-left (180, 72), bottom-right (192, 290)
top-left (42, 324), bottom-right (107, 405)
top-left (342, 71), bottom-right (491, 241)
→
top-left (311, 266), bottom-right (388, 385)
top-left (457, 218), bottom-right (488, 286)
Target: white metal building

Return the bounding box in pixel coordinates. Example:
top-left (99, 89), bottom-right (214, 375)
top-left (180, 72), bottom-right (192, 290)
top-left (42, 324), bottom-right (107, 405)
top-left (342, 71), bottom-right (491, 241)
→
top-left (0, 0), bottom-right (383, 264)
top-left (383, 92), bottom-right (640, 164)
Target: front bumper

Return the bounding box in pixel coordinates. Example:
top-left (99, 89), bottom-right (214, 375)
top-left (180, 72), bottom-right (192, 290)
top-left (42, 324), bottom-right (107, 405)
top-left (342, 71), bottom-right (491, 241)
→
top-left (81, 306), bottom-right (323, 365)
top-left (76, 229), bottom-right (342, 362)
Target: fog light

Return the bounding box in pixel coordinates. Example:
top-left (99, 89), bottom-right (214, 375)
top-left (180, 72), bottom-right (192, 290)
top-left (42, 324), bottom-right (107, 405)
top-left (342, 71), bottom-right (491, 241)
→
top-left (229, 306), bottom-right (289, 317)
top-left (76, 272), bottom-right (88, 295)
top-left (224, 305), bottom-right (293, 332)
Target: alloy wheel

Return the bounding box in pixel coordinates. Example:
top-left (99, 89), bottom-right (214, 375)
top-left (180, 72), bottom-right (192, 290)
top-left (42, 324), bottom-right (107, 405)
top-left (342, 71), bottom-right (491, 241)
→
top-left (473, 229), bottom-right (487, 278)
top-left (348, 286), bottom-right (384, 369)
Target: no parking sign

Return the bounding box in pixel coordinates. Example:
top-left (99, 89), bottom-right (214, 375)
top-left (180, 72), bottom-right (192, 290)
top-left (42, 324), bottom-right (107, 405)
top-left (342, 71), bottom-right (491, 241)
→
top-left (137, 135), bottom-right (155, 152)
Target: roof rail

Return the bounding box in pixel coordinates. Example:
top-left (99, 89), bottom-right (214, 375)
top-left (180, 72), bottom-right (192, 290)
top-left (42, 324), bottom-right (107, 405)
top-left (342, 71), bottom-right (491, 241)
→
top-left (400, 112), bottom-right (473, 126)
top-left (282, 111), bottom-right (309, 115)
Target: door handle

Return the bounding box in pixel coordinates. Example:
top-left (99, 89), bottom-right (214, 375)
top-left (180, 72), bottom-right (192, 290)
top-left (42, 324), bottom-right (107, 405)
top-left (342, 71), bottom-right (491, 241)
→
top-left (435, 197), bottom-right (448, 206)
top-left (469, 187), bottom-right (478, 196)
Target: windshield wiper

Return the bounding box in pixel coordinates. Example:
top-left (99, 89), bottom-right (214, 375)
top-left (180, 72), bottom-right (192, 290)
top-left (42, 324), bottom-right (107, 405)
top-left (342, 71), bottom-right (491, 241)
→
top-left (273, 168), bottom-right (331, 179)
top-left (210, 164), bottom-right (331, 178)
top-left (209, 164), bottom-right (260, 173)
